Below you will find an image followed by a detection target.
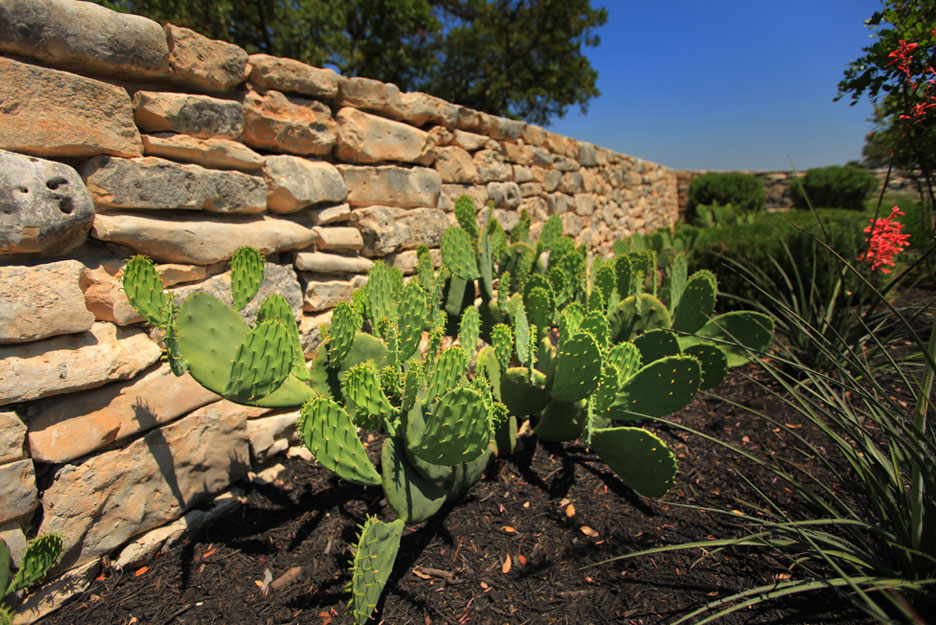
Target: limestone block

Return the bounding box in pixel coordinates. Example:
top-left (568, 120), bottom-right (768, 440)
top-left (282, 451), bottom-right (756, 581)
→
top-left (242, 90), bottom-right (337, 156)
top-left (299, 309), bottom-right (332, 356)
top-left (441, 184), bottom-right (489, 212)
top-left (547, 193), bottom-right (574, 216)
top-left (0, 412), bottom-right (27, 464)
top-left (264, 156), bottom-right (346, 213)
top-left (0, 522), bottom-right (26, 567)
top-left (26, 363), bottom-right (219, 464)
top-left (579, 142), bottom-right (599, 167)
top-left (0, 0), bottom-right (169, 78)
top-left (295, 251), bottom-right (373, 274)
top-left (560, 171), bottom-right (584, 194)
top-left (165, 24), bottom-right (249, 92)
top-left (544, 170), bottom-right (562, 193)
top-left (492, 209), bottom-right (519, 231)
top-left (504, 143), bottom-right (533, 165)
top-left (554, 156), bottom-right (581, 173)
top-left (0, 323), bottom-right (160, 406)
top-left (338, 76), bottom-right (404, 117)
top-left (142, 133), bottom-right (264, 172)
top-left (171, 263), bottom-right (303, 325)
top-left (0, 261), bottom-right (94, 343)
top-left (13, 558), bottom-right (99, 625)
top-left (520, 182), bottom-right (544, 198)
top-left (487, 182), bottom-right (521, 209)
top-left (0, 460), bottom-right (37, 524)
top-left (531, 147), bottom-right (553, 166)
top-left (520, 196), bottom-right (549, 223)
top-left (435, 146), bottom-right (480, 184)
top-left (0, 151), bottom-right (95, 257)
top-left (0, 58), bottom-right (142, 158)
top-left (313, 226), bottom-right (364, 252)
top-left (91, 213), bottom-right (317, 265)
top-left (133, 91), bottom-right (245, 140)
top-left (352, 205), bottom-right (449, 257)
top-left (309, 203), bottom-right (352, 226)
top-left (428, 126), bottom-right (453, 146)
top-left (456, 107), bottom-right (493, 134)
top-left (452, 130), bottom-right (488, 152)
top-left (399, 92), bottom-right (458, 128)
top-left (385, 248), bottom-right (441, 276)
top-left (522, 124), bottom-right (546, 147)
top-left (513, 165), bottom-right (533, 183)
top-left (335, 108), bottom-right (435, 165)
top-left (561, 212), bottom-right (585, 237)
top-left (575, 193), bottom-right (595, 217)
top-left (546, 132), bottom-right (580, 159)
top-left (339, 165), bottom-right (441, 208)
top-left (157, 263), bottom-right (227, 287)
top-left (248, 411), bottom-right (300, 464)
top-left (82, 156), bottom-right (266, 214)
top-left (302, 275), bottom-right (367, 312)
top-left (38, 400), bottom-right (251, 571)
top-left (489, 117), bottom-right (526, 141)
top-left (248, 54), bottom-right (339, 99)
top-left (474, 150), bottom-right (512, 182)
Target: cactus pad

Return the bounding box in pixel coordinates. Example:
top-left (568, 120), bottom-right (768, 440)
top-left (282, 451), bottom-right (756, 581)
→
top-left (607, 341), bottom-right (642, 381)
top-left (513, 304), bottom-right (532, 368)
top-left (9, 533), bottom-right (62, 594)
top-left (298, 397), bottom-right (381, 486)
top-left (454, 195), bottom-right (480, 240)
top-left (491, 324), bottom-right (513, 371)
top-left (230, 246), bottom-right (264, 310)
top-left (347, 516), bottom-right (404, 625)
top-left (427, 346), bottom-right (467, 401)
top-left (413, 387), bottom-right (491, 466)
top-left (608, 355), bottom-right (701, 420)
top-left (178, 293), bottom-right (249, 395)
top-left (672, 270), bottom-right (717, 334)
top-left (608, 293), bottom-right (671, 342)
top-left (342, 362), bottom-right (394, 429)
top-left (590, 427), bottom-right (677, 498)
top-left (524, 286), bottom-right (554, 332)
top-left (534, 399), bottom-right (588, 442)
top-left (398, 282), bottom-right (427, 360)
top-left (580, 311), bottom-right (610, 349)
top-left (224, 319), bottom-right (294, 401)
top-left (538, 215), bottom-right (563, 251)
top-left (551, 331), bottom-right (602, 403)
top-left (382, 433), bottom-right (447, 523)
top-left (441, 227), bottom-right (480, 280)
top-left (684, 343), bottom-right (729, 390)
top-left (684, 311), bottom-right (775, 367)
top-left (500, 367), bottom-right (550, 416)
top-left (121, 255), bottom-right (166, 325)
top-left (366, 261), bottom-right (399, 329)
top-left (593, 263), bottom-right (617, 306)
top-left (443, 446), bottom-right (493, 499)
top-left (328, 302), bottom-right (359, 368)
top-left (458, 306), bottom-right (481, 353)
top-left (257, 294), bottom-right (309, 382)
top-left (632, 328), bottom-right (681, 365)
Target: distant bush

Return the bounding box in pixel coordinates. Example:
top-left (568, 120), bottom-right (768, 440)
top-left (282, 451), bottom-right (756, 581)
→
top-left (691, 202), bottom-right (757, 228)
top-left (789, 166), bottom-right (878, 210)
top-left (688, 172), bottom-right (765, 215)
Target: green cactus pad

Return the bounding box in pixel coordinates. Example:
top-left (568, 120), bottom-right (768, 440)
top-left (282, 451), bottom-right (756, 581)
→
top-left (426, 346), bottom-right (468, 402)
top-left (546, 264), bottom-right (570, 308)
top-left (0, 538), bottom-right (9, 597)
top-left (121, 255), bottom-right (166, 325)
top-left (366, 261), bottom-right (399, 329)
top-left (666, 252), bottom-right (689, 311)
top-left (490, 220), bottom-right (509, 265)
top-left (506, 242), bottom-right (536, 291)
top-left (383, 433), bottom-right (448, 523)
top-left (479, 227), bottom-right (495, 300)
top-left (493, 413), bottom-right (517, 455)
top-left (536, 335), bottom-right (557, 380)
top-left (402, 363), bottom-right (422, 414)
top-left (606, 341), bottom-right (642, 381)
top-left (559, 302), bottom-right (585, 337)
top-left (537, 215), bottom-right (563, 251)
top-left (534, 398), bottom-right (588, 442)
top-left (684, 343), bottom-right (728, 390)
top-left (444, 276), bottom-right (473, 318)
top-left (684, 311), bottom-right (774, 367)
top-left (178, 293), bottom-right (249, 393)
top-left (398, 282), bottom-right (427, 360)
top-left (224, 319), bottom-right (293, 401)
top-left (593, 361), bottom-right (622, 412)
top-left (441, 227), bottom-right (480, 280)
top-left (340, 332), bottom-right (389, 377)
top-left (590, 427), bottom-right (677, 497)
top-left (347, 516), bottom-right (404, 625)
top-left (608, 293), bottom-right (671, 343)
top-left (443, 446), bottom-right (493, 500)
top-left (580, 311), bottom-right (610, 348)
top-left (342, 362), bottom-right (395, 429)
top-left (328, 302), bottom-right (359, 368)
top-left (671, 270), bottom-right (717, 334)
top-left (608, 355), bottom-right (701, 420)
top-left (257, 294), bottom-right (309, 382)
top-left (490, 324), bottom-right (513, 371)
top-left (298, 397), bottom-right (381, 486)
top-left (614, 254), bottom-right (634, 298)
top-left (593, 263), bottom-right (617, 306)
top-left (161, 293), bottom-right (188, 376)
top-left (230, 246), bottom-right (264, 311)
top-left (551, 331), bottom-right (602, 403)
top-left (524, 286), bottom-right (554, 332)
top-left (632, 328), bottom-right (681, 365)
top-left (413, 387), bottom-right (490, 466)
top-left (404, 402), bottom-right (453, 483)
top-left (458, 306), bottom-right (481, 353)
top-left (8, 533), bottom-right (62, 594)
top-left (454, 195), bottom-right (480, 240)
top-left (500, 367), bottom-right (550, 416)
top-left (511, 208), bottom-right (532, 244)
top-left (416, 245), bottom-right (435, 293)
top-left (475, 346), bottom-right (502, 401)
top-left (513, 304), bottom-right (532, 368)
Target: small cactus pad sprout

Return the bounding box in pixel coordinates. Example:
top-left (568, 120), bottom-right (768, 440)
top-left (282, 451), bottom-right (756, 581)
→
top-left (341, 362), bottom-right (394, 429)
top-left (672, 270), bottom-right (717, 334)
top-left (230, 246), bottom-right (264, 310)
top-left (2, 534), bottom-right (62, 597)
top-left (327, 302), bottom-right (359, 368)
top-left (347, 517), bottom-right (404, 625)
top-left (590, 427), bottom-right (677, 498)
top-left (298, 397), bottom-right (381, 486)
top-left (121, 255), bottom-right (166, 325)
top-left (491, 324), bottom-right (513, 371)
top-left (224, 318), bottom-right (293, 401)
top-left (441, 227), bottom-right (480, 280)
top-left (458, 306), bottom-right (481, 353)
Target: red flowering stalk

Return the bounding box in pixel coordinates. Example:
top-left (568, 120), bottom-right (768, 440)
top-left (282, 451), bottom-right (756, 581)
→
top-left (889, 39), bottom-right (920, 86)
top-left (858, 206), bottom-right (911, 273)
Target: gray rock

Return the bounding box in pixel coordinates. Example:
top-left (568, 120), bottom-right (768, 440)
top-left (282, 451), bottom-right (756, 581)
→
top-left (248, 54), bottom-right (339, 99)
top-left (339, 165), bottom-right (441, 208)
top-left (0, 261), bottom-right (95, 343)
top-left (487, 181), bottom-right (521, 209)
top-left (133, 91), bottom-right (245, 140)
top-left (0, 411), bottom-right (26, 464)
top-left (264, 156), bottom-right (346, 213)
top-left (0, 150), bottom-right (94, 257)
top-left (352, 205), bottom-right (449, 257)
top-left (579, 142), bottom-right (598, 167)
top-left (0, 459), bottom-right (37, 524)
top-left (165, 24), bottom-right (248, 93)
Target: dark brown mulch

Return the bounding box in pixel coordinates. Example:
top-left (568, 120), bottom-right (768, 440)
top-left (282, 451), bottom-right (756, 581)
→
top-left (38, 361), bottom-right (880, 625)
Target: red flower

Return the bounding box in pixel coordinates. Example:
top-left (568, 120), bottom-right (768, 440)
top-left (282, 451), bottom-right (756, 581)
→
top-left (858, 206), bottom-right (911, 273)
top-left (889, 39), bottom-right (920, 86)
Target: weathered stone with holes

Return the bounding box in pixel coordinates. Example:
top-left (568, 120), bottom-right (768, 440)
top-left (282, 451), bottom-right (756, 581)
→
top-left (38, 400), bottom-right (251, 572)
top-left (133, 91), bottom-right (245, 140)
top-left (164, 24), bottom-right (248, 93)
top-left (0, 58), bottom-right (142, 159)
top-left (338, 76), bottom-right (403, 117)
top-left (302, 274), bottom-right (368, 312)
top-left (312, 226), bottom-right (364, 252)
top-left (487, 182), bottom-right (521, 209)
top-left (399, 92), bottom-right (459, 128)
top-left (335, 108), bottom-right (435, 165)
top-left (295, 251), bottom-right (373, 274)
top-left (0, 0), bottom-right (169, 79)
top-left (547, 193), bottom-right (574, 216)
top-left (339, 165), bottom-right (441, 208)
top-left (0, 150), bottom-right (95, 257)
top-left (474, 150), bottom-right (512, 182)
top-left (82, 156), bottom-right (266, 214)
top-left (352, 205), bottom-right (449, 257)
top-left (26, 363), bottom-right (219, 464)
top-left (0, 261), bottom-right (94, 343)
top-left (263, 156), bottom-right (346, 213)
top-left (248, 54), bottom-right (339, 99)
top-left (242, 90), bottom-right (337, 156)
top-left (435, 146), bottom-right (480, 184)
top-left (0, 322), bottom-right (160, 406)
top-left (0, 411), bottom-right (27, 464)
top-left (91, 213), bottom-right (317, 265)
top-left (142, 133), bottom-right (264, 171)
top-left (0, 459), bottom-right (36, 525)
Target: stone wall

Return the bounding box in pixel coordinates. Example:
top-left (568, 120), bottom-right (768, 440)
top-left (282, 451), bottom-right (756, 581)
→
top-left (0, 1), bottom-right (677, 620)
top-left (676, 169), bottom-right (922, 218)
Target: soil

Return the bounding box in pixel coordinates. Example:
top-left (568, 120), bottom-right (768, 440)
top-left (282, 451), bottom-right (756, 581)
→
top-left (39, 289), bottom-right (936, 625)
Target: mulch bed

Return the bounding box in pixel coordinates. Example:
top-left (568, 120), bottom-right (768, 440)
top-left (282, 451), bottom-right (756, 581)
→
top-left (39, 361), bottom-right (877, 625)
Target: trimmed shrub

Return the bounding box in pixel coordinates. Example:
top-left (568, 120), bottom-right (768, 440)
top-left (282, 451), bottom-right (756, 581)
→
top-left (688, 172), bottom-right (765, 215)
top-left (789, 166), bottom-right (878, 210)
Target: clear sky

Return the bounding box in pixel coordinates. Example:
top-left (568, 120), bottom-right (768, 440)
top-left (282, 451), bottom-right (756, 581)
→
top-left (547, 0), bottom-right (885, 172)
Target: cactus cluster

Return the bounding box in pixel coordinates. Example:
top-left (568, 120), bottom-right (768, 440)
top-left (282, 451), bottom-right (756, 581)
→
top-left (121, 197), bottom-right (773, 624)
top-left (0, 534), bottom-right (62, 625)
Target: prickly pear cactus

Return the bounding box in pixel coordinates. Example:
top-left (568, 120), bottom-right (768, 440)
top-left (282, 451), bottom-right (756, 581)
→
top-left (347, 517), bottom-right (404, 625)
top-left (230, 246), bottom-right (264, 311)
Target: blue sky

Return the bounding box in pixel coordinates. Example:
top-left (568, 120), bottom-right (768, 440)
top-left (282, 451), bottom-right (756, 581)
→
top-left (548, 1), bottom-right (884, 171)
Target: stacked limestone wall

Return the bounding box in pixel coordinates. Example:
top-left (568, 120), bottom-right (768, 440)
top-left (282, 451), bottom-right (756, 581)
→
top-left (0, 0), bottom-right (677, 620)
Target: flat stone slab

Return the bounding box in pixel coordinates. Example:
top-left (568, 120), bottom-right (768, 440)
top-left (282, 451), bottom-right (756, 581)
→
top-left (295, 251), bottom-right (373, 274)
top-left (339, 165), bottom-right (441, 208)
top-left (133, 91), bottom-right (245, 140)
top-left (141, 133), bottom-right (264, 171)
top-left (165, 24), bottom-right (248, 93)
top-left (243, 90), bottom-right (337, 156)
top-left (264, 156), bottom-right (346, 213)
top-left (248, 54), bottom-right (339, 99)
top-left (0, 261), bottom-right (95, 343)
top-left (335, 107), bottom-right (434, 165)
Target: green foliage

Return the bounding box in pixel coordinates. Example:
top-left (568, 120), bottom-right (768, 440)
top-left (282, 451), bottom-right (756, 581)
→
top-left (789, 166), bottom-right (878, 211)
top-left (347, 517), bottom-right (404, 625)
top-left (1, 533), bottom-right (63, 623)
top-left (688, 172), bottom-right (765, 215)
top-left (230, 246), bottom-right (264, 310)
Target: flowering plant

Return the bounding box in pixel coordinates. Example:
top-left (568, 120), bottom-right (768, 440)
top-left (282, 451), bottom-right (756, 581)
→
top-left (859, 205), bottom-right (912, 273)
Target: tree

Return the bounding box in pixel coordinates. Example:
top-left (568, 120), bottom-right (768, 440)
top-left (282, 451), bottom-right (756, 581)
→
top-left (91, 0), bottom-right (606, 125)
